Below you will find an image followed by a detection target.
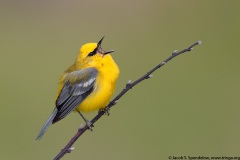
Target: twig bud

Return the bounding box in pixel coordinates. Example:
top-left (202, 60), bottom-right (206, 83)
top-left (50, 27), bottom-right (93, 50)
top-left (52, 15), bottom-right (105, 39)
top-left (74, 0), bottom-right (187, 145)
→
top-left (172, 50), bottom-right (177, 56)
top-left (67, 147), bottom-right (75, 153)
top-left (126, 80), bottom-right (132, 88)
top-left (161, 61), bottom-right (166, 65)
top-left (146, 74), bottom-right (153, 79)
top-left (113, 100), bottom-right (118, 105)
top-left (78, 124), bottom-right (84, 131)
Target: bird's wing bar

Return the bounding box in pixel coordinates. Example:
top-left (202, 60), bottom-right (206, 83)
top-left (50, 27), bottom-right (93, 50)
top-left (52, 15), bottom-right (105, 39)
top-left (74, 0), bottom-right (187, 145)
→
top-left (53, 67), bottom-right (98, 123)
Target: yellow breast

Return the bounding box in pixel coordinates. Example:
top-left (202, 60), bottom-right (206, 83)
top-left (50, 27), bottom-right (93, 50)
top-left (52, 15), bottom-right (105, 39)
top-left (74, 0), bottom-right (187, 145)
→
top-left (76, 54), bottom-right (120, 112)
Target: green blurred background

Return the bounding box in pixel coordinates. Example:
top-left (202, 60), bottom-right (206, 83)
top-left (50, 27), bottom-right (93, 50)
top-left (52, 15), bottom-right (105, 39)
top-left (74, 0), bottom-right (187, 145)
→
top-left (1, 0), bottom-right (240, 159)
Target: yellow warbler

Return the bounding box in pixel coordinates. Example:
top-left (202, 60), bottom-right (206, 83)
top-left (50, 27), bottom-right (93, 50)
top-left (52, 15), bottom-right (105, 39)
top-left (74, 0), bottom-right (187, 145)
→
top-left (36, 37), bottom-right (119, 140)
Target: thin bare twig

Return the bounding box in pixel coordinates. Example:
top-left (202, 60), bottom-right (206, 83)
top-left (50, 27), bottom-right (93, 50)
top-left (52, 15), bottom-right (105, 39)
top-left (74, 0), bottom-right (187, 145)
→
top-left (53, 41), bottom-right (202, 160)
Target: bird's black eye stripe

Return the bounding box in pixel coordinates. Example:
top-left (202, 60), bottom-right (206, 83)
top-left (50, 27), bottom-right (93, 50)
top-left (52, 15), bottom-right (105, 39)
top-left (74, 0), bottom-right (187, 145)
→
top-left (88, 48), bottom-right (98, 57)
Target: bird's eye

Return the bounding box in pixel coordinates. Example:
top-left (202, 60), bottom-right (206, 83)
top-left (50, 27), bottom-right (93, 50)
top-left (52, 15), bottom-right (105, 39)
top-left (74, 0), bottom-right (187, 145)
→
top-left (88, 51), bottom-right (96, 57)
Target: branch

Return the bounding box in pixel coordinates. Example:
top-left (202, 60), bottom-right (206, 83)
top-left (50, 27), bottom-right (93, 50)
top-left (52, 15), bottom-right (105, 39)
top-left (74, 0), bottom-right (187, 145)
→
top-left (53, 41), bottom-right (202, 160)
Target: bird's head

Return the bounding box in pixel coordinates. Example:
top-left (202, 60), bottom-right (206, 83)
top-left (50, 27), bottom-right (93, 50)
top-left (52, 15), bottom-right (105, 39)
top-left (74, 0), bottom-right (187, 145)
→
top-left (76, 37), bottom-right (114, 68)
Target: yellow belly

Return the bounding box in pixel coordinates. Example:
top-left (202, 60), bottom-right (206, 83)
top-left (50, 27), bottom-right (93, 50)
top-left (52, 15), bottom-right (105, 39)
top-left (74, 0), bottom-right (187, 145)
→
top-left (76, 80), bottom-right (115, 112)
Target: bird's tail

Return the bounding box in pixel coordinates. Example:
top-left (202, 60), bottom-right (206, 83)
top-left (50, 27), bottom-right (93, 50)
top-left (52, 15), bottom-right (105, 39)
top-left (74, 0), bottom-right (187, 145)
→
top-left (36, 108), bottom-right (58, 140)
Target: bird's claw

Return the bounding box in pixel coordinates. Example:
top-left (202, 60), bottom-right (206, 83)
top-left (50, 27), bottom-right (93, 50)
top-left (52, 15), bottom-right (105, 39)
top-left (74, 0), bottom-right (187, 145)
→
top-left (86, 120), bottom-right (94, 131)
top-left (99, 108), bottom-right (110, 116)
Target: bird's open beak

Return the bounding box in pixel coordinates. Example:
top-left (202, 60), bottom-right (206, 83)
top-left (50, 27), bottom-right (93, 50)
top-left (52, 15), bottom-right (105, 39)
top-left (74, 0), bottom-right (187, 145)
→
top-left (97, 36), bottom-right (115, 55)
top-left (97, 36), bottom-right (104, 46)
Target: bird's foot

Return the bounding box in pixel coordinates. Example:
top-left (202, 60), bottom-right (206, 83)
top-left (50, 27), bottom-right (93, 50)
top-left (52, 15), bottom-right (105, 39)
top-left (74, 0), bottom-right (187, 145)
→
top-left (86, 120), bottom-right (94, 131)
top-left (99, 107), bottom-right (110, 116)
top-left (78, 111), bottom-right (94, 131)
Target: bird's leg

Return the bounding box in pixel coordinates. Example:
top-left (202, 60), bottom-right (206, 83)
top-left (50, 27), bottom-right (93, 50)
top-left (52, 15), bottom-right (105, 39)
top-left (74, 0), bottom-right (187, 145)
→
top-left (99, 107), bottom-right (110, 116)
top-left (77, 111), bottom-right (94, 131)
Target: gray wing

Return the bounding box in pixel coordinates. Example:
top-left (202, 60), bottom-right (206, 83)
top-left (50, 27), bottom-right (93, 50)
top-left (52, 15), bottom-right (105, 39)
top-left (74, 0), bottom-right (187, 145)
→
top-left (53, 67), bottom-right (98, 123)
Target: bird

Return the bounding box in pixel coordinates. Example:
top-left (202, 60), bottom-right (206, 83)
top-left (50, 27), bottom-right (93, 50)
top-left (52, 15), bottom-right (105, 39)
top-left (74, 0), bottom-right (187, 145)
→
top-left (36, 37), bottom-right (120, 140)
